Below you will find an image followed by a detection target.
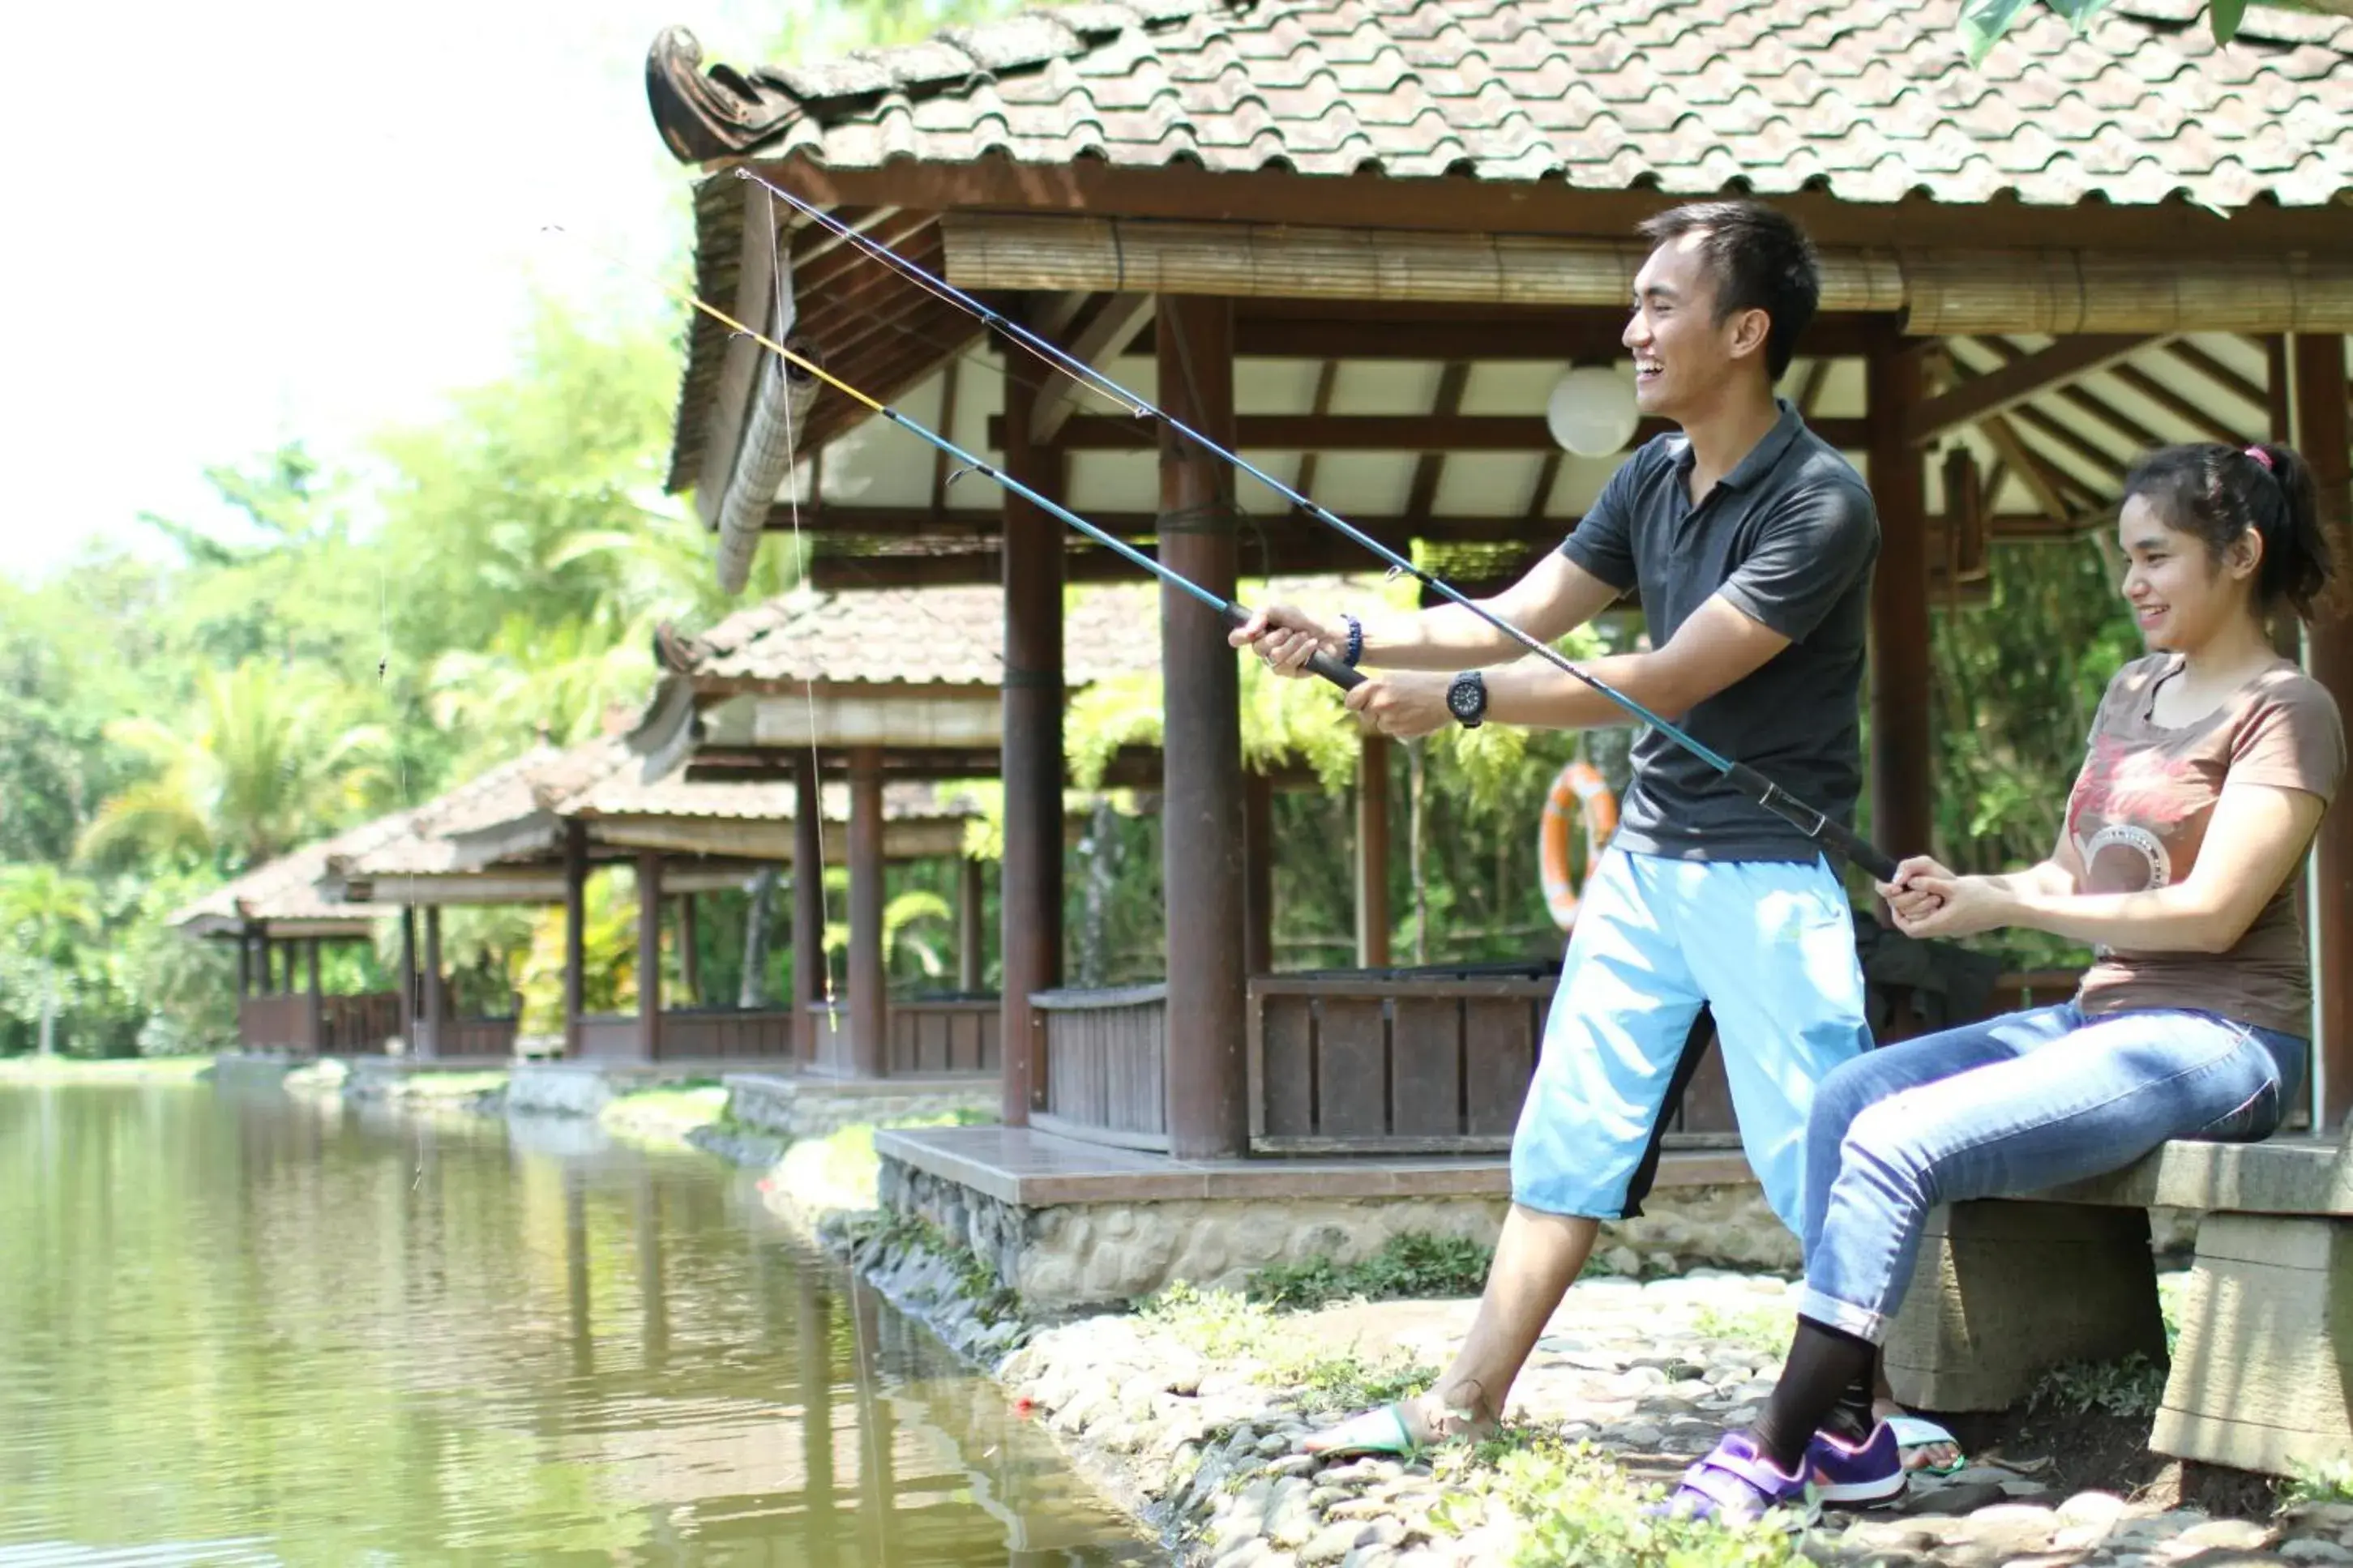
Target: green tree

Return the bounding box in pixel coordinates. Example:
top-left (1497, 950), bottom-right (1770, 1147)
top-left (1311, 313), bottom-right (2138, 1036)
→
top-left (1957, 0), bottom-right (2350, 58)
top-left (0, 865), bottom-right (102, 1056)
top-left (78, 660), bottom-right (391, 874)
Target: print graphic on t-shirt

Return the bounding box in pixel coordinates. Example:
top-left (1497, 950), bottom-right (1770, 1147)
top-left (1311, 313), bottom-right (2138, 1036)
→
top-left (2068, 734), bottom-right (2210, 899)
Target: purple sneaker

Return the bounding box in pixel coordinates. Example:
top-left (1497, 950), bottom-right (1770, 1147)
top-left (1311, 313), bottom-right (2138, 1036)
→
top-left (1806, 1419), bottom-right (1907, 1506)
top-left (1654, 1432), bottom-right (1815, 1527)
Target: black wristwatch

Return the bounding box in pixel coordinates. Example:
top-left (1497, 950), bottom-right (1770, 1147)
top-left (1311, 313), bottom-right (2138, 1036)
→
top-left (1446, 670), bottom-right (1487, 728)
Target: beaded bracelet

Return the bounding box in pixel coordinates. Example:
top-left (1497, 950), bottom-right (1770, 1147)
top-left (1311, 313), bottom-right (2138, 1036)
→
top-left (1341, 613), bottom-right (1363, 669)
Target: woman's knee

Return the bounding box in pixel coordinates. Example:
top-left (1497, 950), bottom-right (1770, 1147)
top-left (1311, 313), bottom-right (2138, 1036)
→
top-left (1806, 1051), bottom-right (1902, 1145)
top-left (1838, 1098), bottom-right (1933, 1200)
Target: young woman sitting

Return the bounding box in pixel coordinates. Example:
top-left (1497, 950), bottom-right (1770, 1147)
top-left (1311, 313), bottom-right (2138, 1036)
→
top-left (1666, 439), bottom-right (2347, 1525)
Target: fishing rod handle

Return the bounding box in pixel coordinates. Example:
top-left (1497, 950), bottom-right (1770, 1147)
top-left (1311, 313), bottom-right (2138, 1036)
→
top-left (1219, 603), bottom-right (1367, 691)
top-left (1722, 763), bottom-right (1902, 884)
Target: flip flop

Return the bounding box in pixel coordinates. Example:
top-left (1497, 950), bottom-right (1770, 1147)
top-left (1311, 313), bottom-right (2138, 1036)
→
top-left (1886, 1414), bottom-right (1966, 1476)
top-left (1302, 1402), bottom-right (1423, 1458)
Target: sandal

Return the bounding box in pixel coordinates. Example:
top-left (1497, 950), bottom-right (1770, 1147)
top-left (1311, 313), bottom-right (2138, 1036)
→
top-left (1885, 1414), bottom-right (1966, 1476)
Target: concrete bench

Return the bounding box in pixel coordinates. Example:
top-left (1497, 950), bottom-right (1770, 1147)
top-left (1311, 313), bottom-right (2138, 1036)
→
top-left (1883, 1130), bottom-right (2352, 1476)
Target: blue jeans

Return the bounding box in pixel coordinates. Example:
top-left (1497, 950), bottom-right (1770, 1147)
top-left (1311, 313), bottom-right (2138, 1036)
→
top-left (1512, 847), bottom-right (1871, 1228)
top-left (1796, 1002), bottom-right (2307, 1342)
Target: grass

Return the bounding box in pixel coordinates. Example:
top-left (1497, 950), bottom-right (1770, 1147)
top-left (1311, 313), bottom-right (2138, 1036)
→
top-left (0, 1053), bottom-right (216, 1082)
top-left (600, 1083), bottom-right (732, 1139)
top-left (1692, 1304), bottom-right (1790, 1359)
top-left (1428, 1429), bottom-right (1809, 1568)
top-left (1243, 1231), bottom-right (1497, 1310)
top-left (1137, 1280), bottom-right (1434, 1416)
top-left (2281, 1455), bottom-right (2353, 1508)
top-left (2026, 1351), bottom-right (2168, 1422)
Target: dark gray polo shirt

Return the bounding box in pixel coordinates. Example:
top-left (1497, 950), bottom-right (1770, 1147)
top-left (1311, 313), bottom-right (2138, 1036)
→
top-left (1557, 399), bottom-right (1879, 863)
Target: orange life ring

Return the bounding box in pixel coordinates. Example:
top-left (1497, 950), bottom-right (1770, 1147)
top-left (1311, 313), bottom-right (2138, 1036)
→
top-left (1540, 760), bottom-right (1619, 932)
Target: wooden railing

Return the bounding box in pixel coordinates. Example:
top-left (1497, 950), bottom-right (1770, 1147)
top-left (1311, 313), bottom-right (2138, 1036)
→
top-left (888, 996), bottom-right (1000, 1075)
top-left (238, 994), bottom-right (316, 1053)
top-left (1243, 961), bottom-right (2086, 1156)
top-left (574, 1009), bottom-right (798, 1062)
top-left (432, 1017), bottom-right (519, 1059)
top-left (660, 1007), bottom-right (797, 1060)
top-left (1030, 985), bottom-right (1169, 1151)
top-left (319, 993), bottom-right (400, 1054)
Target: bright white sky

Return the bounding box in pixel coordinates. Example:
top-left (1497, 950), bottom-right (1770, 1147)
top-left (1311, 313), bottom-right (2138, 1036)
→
top-left (0, 0), bottom-right (798, 585)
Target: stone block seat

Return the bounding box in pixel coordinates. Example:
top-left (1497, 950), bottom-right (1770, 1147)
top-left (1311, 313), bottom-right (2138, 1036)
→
top-left (1885, 1129), bottom-right (2353, 1476)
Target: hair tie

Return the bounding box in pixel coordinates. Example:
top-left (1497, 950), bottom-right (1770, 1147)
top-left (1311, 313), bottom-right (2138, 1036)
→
top-left (2245, 445), bottom-right (2275, 472)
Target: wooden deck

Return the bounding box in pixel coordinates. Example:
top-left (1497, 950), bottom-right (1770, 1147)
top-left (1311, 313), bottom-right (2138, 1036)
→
top-left (873, 1122), bottom-right (1753, 1208)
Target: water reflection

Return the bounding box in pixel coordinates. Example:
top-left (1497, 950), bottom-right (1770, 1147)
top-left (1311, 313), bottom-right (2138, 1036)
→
top-left (0, 1079), bottom-right (1159, 1566)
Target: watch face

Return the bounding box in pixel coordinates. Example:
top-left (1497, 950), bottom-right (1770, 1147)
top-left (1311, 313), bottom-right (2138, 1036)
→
top-left (1448, 677), bottom-right (1480, 718)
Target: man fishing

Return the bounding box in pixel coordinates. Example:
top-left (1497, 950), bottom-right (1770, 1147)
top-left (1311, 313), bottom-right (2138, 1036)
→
top-left (1231, 199), bottom-right (1905, 1466)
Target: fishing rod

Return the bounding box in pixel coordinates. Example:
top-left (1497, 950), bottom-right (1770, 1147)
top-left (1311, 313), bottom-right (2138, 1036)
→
top-left (732, 170), bottom-right (1902, 883)
top-left (622, 263), bottom-right (1366, 695)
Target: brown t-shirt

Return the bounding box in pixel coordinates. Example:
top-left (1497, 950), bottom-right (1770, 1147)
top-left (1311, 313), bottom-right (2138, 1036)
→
top-left (2068, 653), bottom-right (2346, 1037)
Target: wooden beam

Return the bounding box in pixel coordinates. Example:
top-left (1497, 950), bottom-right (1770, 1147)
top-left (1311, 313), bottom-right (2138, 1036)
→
top-left (1356, 736), bottom-right (1392, 968)
top-left (1293, 361), bottom-right (1340, 498)
top-left (2294, 331), bottom-right (2351, 1127)
top-left (1906, 335), bottom-right (2157, 445)
top-left (999, 352), bottom-right (1065, 1125)
top-left (1157, 293), bottom-right (1249, 1160)
top-left (1243, 768), bottom-right (1274, 978)
top-left (2011, 404), bottom-right (2128, 485)
top-left (1003, 412), bottom-right (1869, 452)
top-left (423, 905), bottom-right (446, 1060)
top-left (636, 850), bottom-right (664, 1061)
top-left (1795, 357), bottom-right (1835, 418)
top-left (2165, 340), bottom-right (2270, 413)
top-left (399, 907), bottom-right (419, 1050)
top-left (1407, 363), bottom-right (1472, 522)
top-left (2109, 362), bottom-right (2254, 446)
top-left (563, 820), bottom-right (587, 1057)
top-left (677, 893), bottom-right (700, 1007)
top-left (793, 754), bottom-right (824, 1066)
top-left (1031, 292), bottom-right (1157, 443)
top-left (928, 356), bottom-right (960, 518)
top-left (847, 746), bottom-right (887, 1079)
top-left (1971, 335), bottom-right (2167, 456)
top-left (1870, 338), bottom-right (1935, 865)
top-left (956, 855), bottom-right (984, 993)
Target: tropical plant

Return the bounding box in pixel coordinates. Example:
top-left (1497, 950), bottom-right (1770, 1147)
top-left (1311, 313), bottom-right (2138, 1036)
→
top-left (76, 660), bottom-right (391, 874)
top-left (0, 865), bottom-right (102, 1056)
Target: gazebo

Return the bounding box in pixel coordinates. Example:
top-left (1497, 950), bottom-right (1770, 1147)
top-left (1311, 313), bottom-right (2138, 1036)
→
top-left (169, 818), bottom-right (409, 1057)
top-left (319, 731), bottom-right (1005, 1067)
top-left (641, 0), bottom-right (2353, 1178)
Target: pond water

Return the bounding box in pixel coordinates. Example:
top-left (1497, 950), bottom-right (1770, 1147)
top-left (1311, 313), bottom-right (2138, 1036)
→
top-left (0, 1078), bottom-right (1161, 1566)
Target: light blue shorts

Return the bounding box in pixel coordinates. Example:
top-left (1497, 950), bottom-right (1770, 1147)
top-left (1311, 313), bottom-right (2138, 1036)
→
top-left (1509, 845), bottom-right (1871, 1233)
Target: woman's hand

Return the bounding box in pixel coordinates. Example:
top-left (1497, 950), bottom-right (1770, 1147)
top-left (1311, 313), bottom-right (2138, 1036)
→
top-left (1889, 874), bottom-right (2014, 939)
top-left (1875, 855), bottom-right (1953, 923)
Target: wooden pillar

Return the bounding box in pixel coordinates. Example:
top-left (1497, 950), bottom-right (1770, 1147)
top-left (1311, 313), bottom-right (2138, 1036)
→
top-left (956, 856), bottom-right (985, 993)
top-left (1355, 736), bottom-right (1393, 968)
top-left (1869, 335), bottom-right (1934, 867)
top-left (1243, 768), bottom-right (1274, 977)
top-left (847, 747), bottom-right (887, 1078)
top-left (2293, 332), bottom-right (2351, 1126)
top-left (1000, 348), bottom-right (1067, 1125)
top-left (1157, 294), bottom-right (1248, 1160)
top-left (421, 906), bottom-right (445, 1060)
top-left (306, 938), bottom-right (323, 1053)
top-left (563, 820), bottom-right (588, 1057)
top-left (794, 755), bottom-right (824, 1066)
top-left (676, 894), bottom-right (699, 1008)
top-left (636, 852), bottom-right (663, 1060)
top-left (398, 908), bottom-right (418, 1050)
top-left (237, 932), bottom-right (252, 998)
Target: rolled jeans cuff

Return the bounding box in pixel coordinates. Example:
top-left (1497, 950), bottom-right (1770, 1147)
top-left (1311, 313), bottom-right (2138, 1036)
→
top-left (1798, 1284), bottom-right (1889, 1345)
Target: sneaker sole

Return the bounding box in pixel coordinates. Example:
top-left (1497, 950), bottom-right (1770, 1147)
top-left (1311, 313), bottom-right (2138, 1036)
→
top-left (1815, 1468), bottom-right (1907, 1506)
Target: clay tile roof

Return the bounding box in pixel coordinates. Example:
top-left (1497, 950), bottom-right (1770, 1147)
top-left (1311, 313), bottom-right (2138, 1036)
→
top-left (168, 811), bottom-right (413, 936)
top-left (559, 770), bottom-right (988, 825)
top-left (670, 574), bottom-right (1386, 688)
top-left (323, 744), bottom-right (619, 882)
top-left (648, 0), bottom-right (2353, 208)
